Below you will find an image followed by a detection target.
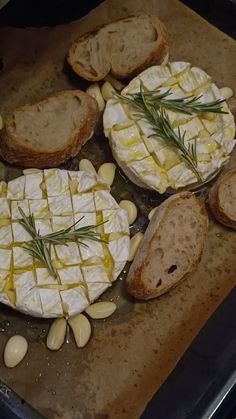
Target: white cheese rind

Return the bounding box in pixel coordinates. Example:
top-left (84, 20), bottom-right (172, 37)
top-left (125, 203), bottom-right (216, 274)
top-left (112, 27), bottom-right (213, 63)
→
top-left (39, 288), bottom-right (63, 318)
top-left (108, 236), bottom-right (130, 262)
top-left (36, 268), bottom-right (58, 285)
top-left (51, 216), bottom-right (73, 231)
top-left (25, 173), bottom-right (43, 199)
top-left (94, 190), bottom-right (119, 210)
top-left (60, 286), bottom-right (89, 316)
top-left (11, 200), bottom-right (30, 220)
top-left (76, 171), bottom-right (106, 192)
top-left (0, 249), bottom-right (11, 270)
top-left (0, 269), bottom-right (9, 291)
top-left (13, 246), bottom-right (33, 268)
top-left (58, 266), bottom-right (83, 284)
top-left (35, 219), bottom-right (52, 236)
top-left (7, 177), bottom-right (25, 200)
top-left (55, 243), bottom-right (81, 265)
top-left (12, 222), bottom-right (32, 243)
top-left (86, 282), bottom-right (111, 303)
top-left (81, 264), bottom-right (110, 284)
top-left (103, 209), bottom-right (129, 234)
top-left (112, 261), bottom-right (126, 281)
top-left (0, 225), bottom-right (12, 246)
top-left (48, 192), bottom-right (72, 216)
top-left (74, 212), bottom-right (96, 228)
top-left (44, 169), bottom-right (69, 196)
top-left (0, 198), bottom-right (11, 218)
top-left (29, 199), bottom-right (49, 219)
top-left (103, 61), bottom-right (235, 193)
top-left (14, 271), bottom-right (43, 316)
top-left (72, 193), bottom-right (95, 213)
top-left (79, 239), bottom-right (104, 261)
top-left (0, 169), bottom-right (130, 318)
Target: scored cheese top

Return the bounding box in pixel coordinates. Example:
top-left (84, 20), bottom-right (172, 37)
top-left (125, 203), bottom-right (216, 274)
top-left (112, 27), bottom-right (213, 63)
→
top-left (0, 169), bottom-right (130, 318)
top-left (103, 62), bottom-right (236, 193)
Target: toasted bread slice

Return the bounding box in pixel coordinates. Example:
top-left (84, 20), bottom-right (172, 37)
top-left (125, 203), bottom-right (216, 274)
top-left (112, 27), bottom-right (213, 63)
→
top-left (208, 168), bottom-right (236, 229)
top-left (67, 13), bottom-right (169, 81)
top-left (126, 192), bottom-right (208, 300)
top-left (0, 90), bottom-right (99, 168)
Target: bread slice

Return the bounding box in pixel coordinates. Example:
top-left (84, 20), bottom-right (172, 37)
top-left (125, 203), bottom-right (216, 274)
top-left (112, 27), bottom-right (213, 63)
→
top-left (126, 192), bottom-right (208, 300)
top-left (208, 169), bottom-right (236, 229)
top-left (0, 90), bottom-right (99, 168)
top-left (67, 13), bottom-right (169, 81)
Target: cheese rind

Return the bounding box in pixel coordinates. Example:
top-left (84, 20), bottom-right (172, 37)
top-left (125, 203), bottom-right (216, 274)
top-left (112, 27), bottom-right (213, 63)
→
top-left (72, 192), bottom-right (95, 213)
top-left (103, 62), bottom-right (235, 193)
top-left (60, 286), bottom-right (89, 316)
top-left (0, 198), bottom-right (11, 218)
top-left (25, 173), bottom-right (43, 199)
top-left (0, 249), bottom-right (11, 270)
top-left (0, 169), bottom-right (130, 318)
top-left (55, 243), bottom-right (81, 265)
top-left (0, 225), bottom-right (13, 246)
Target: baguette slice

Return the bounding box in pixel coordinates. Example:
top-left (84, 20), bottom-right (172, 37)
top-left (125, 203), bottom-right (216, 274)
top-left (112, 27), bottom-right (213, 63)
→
top-left (208, 168), bottom-right (236, 229)
top-left (0, 90), bottom-right (99, 168)
top-left (67, 13), bottom-right (169, 81)
top-left (126, 192), bottom-right (208, 300)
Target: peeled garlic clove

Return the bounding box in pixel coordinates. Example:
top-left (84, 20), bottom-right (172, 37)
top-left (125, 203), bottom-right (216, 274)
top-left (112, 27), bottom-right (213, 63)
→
top-left (86, 83), bottom-right (105, 112)
top-left (68, 313), bottom-right (91, 348)
top-left (85, 302), bottom-right (117, 319)
top-left (98, 162), bottom-right (116, 186)
top-left (79, 159), bottom-right (96, 173)
top-left (119, 200), bottom-right (137, 225)
top-left (148, 207), bottom-right (158, 221)
top-left (128, 232), bottom-right (143, 262)
top-left (46, 318), bottom-right (67, 351)
top-left (101, 81), bottom-right (115, 101)
top-left (104, 75), bottom-right (125, 91)
top-left (4, 335), bottom-right (28, 368)
top-left (220, 86), bottom-right (233, 100)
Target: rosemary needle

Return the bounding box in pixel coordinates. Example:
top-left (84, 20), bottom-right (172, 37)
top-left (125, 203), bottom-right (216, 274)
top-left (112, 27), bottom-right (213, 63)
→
top-left (116, 87), bottom-right (203, 181)
top-left (41, 218), bottom-right (107, 246)
top-left (24, 240), bottom-right (56, 278)
top-left (18, 207), bottom-right (107, 278)
top-left (115, 87), bottom-right (227, 115)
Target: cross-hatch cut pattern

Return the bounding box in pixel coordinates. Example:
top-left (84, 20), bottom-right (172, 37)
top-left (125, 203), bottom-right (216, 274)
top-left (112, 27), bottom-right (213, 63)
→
top-left (103, 61), bottom-right (236, 193)
top-left (0, 169), bottom-right (130, 318)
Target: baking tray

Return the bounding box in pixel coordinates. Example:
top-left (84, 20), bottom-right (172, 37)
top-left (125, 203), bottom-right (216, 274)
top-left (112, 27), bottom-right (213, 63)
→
top-left (1, 286), bottom-right (235, 419)
top-left (0, 0), bottom-right (236, 418)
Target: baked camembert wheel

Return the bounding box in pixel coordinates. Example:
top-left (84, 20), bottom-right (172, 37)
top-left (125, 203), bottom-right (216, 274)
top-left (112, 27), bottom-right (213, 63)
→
top-left (103, 62), bottom-right (235, 193)
top-left (0, 169), bottom-right (130, 318)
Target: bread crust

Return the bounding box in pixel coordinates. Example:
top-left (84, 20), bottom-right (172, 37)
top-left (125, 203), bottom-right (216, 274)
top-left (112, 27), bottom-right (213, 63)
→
top-left (67, 13), bottom-right (169, 81)
top-left (126, 192), bottom-right (209, 300)
top-left (208, 168), bottom-right (236, 229)
top-left (0, 90), bottom-right (99, 168)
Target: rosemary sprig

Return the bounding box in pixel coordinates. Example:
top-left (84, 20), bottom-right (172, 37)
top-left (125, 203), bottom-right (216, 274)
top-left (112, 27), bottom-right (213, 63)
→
top-left (18, 208), bottom-right (57, 277)
top-left (116, 87), bottom-right (203, 181)
top-left (41, 217), bottom-right (107, 246)
top-left (115, 88), bottom-right (227, 115)
top-left (18, 208), bottom-right (107, 278)
top-left (24, 239), bottom-right (56, 278)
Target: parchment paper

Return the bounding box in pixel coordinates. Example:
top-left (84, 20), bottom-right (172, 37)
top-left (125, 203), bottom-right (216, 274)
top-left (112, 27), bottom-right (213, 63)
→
top-left (0, 1), bottom-right (236, 418)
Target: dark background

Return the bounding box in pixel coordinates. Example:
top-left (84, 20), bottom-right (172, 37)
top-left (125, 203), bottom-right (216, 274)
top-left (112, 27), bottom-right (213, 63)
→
top-left (0, 0), bottom-right (235, 41)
